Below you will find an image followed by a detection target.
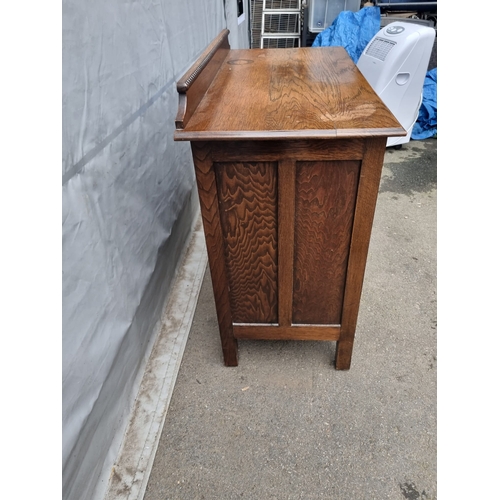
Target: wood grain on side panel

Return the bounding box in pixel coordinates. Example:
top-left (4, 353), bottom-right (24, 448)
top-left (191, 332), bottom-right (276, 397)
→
top-left (293, 160), bottom-right (360, 324)
top-left (191, 142), bottom-right (238, 366)
top-left (215, 162), bottom-right (278, 323)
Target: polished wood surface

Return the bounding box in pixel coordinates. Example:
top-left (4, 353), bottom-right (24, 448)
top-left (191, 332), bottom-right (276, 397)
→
top-left (175, 31), bottom-right (405, 369)
top-left (209, 138), bottom-right (366, 162)
top-left (234, 324), bottom-right (341, 341)
top-left (293, 160), bottom-right (360, 324)
top-left (191, 142), bottom-right (238, 366)
top-left (175, 30), bottom-right (230, 130)
top-left (215, 161), bottom-right (278, 323)
top-left (175, 45), bottom-right (405, 141)
top-left (335, 137), bottom-right (388, 370)
top-left (277, 159), bottom-right (296, 327)
top-left (190, 139), bottom-right (384, 368)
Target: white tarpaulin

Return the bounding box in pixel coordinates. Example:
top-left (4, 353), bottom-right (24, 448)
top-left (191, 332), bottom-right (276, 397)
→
top-left (62, 1), bottom-right (249, 499)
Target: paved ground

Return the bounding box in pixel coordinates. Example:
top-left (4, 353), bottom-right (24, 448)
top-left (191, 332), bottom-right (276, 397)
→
top-left (144, 138), bottom-right (437, 500)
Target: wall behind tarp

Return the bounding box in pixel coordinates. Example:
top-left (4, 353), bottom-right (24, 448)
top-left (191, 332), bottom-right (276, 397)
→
top-left (62, 2), bottom-right (249, 499)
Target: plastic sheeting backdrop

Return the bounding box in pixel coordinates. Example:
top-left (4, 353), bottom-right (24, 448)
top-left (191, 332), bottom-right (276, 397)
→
top-left (62, 2), bottom-right (248, 499)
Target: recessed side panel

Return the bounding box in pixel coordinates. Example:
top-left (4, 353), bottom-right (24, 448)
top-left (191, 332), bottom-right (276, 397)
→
top-left (293, 160), bottom-right (360, 324)
top-left (215, 161), bottom-right (278, 323)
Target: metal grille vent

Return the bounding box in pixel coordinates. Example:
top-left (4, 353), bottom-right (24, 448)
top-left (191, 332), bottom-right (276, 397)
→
top-left (264, 0), bottom-right (301, 8)
top-left (251, 0), bottom-right (302, 49)
top-left (262, 37), bottom-right (300, 48)
top-left (365, 38), bottom-right (397, 61)
top-left (251, 0), bottom-right (264, 48)
top-left (263, 12), bottom-right (300, 34)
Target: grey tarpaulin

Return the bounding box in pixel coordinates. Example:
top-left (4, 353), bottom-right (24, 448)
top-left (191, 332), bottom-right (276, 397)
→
top-left (312, 6), bottom-right (381, 63)
top-left (62, 2), bottom-right (249, 499)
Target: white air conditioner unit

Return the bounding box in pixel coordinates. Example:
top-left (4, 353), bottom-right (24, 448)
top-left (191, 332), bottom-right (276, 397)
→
top-left (308, 0), bottom-right (361, 33)
top-left (357, 22), bottom-right (436, 147)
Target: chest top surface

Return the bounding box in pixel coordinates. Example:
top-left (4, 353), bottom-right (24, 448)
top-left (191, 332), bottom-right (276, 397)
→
top-left (175, 36), bottom-right (405, 141)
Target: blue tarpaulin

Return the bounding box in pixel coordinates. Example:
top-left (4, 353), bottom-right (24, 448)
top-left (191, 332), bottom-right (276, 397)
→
top-left (411, 68), bottom-right (437, 140)
top-left (312, 6), bottom-right (381, 63)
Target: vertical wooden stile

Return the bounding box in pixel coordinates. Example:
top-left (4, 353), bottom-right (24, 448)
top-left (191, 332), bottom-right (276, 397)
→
top-left (278, 159), bottom-right (296, 327)
top-left (335, 137), bottom-right (387, 369)
top-left (191, 142), bottom-right (238, 366)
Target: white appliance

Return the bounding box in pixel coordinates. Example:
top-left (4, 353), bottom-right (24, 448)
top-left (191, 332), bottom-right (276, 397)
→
top-left (357, 22), bottom-right (436, 147)
top-left (308, 0), bottom-right (360, 33)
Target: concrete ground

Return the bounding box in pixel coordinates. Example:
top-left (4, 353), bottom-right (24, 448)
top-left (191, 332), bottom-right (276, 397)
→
top-left (144, 138), bottom-right (437, 500)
